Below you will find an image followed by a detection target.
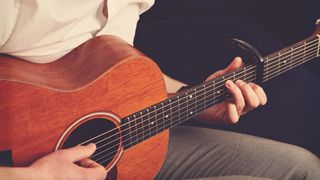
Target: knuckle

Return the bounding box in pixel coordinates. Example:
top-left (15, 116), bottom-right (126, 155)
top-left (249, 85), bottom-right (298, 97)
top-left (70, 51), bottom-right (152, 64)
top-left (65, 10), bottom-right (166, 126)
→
top-left (250, 83), bottom-right (263, 92)
top-left (81, 171), bottom-right (91, 180)
top-left (238, 100), bottom-right (245, 109)
top-left (55, 149), bottom-right (65, 157)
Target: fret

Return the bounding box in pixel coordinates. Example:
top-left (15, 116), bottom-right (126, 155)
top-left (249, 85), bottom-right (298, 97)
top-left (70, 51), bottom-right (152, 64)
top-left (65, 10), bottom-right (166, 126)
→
top-left (156, 103), bottom-right (165, 132)
top-left (187, 88), bottom-right (197, 118)
top-left (130, 115), bottom-right (138, 146)
top-left (134, 113), bottom-right (144, 143)
top-left (317, 35), bottom-right (320, 57)
top-left (232, 72), bottom-right (236, 81)
top-left (120, 117), bottom-right (132, 148)
top-left (236, 67), bottom-right (244, 81)
top-left (168, 99), bottom-right (173, 127)
top-left (148, 106), bottom-right (157, 137)
top-left (264, 58), bottom-right (269, 79)
top-left (141, 109), bottom-right (151, 140)
top-left (205, 80), bottom-right (215, 109)
top-left (185, 91), bottom-right (189, 120)
top-left (170, 96), bottom-right (180, 126)
top-left (290, 47), bottom-right (293, 69)
top-left (178, 93), bottom-right (188, 122)
top-left (125, 117), bottom-right (136, 146)
top-left (303, 42), bottom-right (307, 62)
top-left (162, 100), bottom-right (171, 129)
top-left (238, 68), bottom-right (247, 82)
top-left (203, 84), bottom-right (208, 111)
top-left (243, 66), bottom-right (247, 81)
top-left (196, 85), bottom-right (206, 113)
top-left (277, 53), bottom-right (281, 76)
top-left (279, 53), bottom-right (289, 72)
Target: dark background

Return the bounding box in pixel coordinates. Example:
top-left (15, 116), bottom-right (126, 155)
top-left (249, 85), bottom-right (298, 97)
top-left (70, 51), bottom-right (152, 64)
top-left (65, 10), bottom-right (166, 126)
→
top-left (134, 0), bottom-right (320, 155)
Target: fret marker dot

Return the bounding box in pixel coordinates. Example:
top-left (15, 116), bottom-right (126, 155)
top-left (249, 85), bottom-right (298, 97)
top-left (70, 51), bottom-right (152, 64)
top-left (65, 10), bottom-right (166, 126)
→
top-left (217, 91), bottom-right (220, 94)
top-left (190, 111), bottom-right (193, 115)
top-left (189, 95), bottom-right (193, 98)
top-left (165, 115), bottom-right (169, 118)
top-left (151, 121), bottom-right (155, 125)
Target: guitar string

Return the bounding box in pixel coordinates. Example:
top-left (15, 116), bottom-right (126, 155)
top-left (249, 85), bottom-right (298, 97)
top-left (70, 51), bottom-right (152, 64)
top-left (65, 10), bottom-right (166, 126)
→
top-left (264, 53), bottom-right (318, 82)
top-left (89, 72), bottom-right (257, 161)
top-left (78, 65), bottom-right (257, 146)
top-left (264, 50), bottom-right (318, 79)
top-left (262, 43), bottom-right (318, 72)
top-left (264, 37), bottom-right (318, 63)
top-left (263, 48), bottom-right (318, 79)
top-left (79, 38), bottom-right (320, 158)
top-left (90, 71), bottom-right (257, 157)
top-left (93, 75), bottom-right (259, 164)
top-left (264, 46), bottom-right (318, 74)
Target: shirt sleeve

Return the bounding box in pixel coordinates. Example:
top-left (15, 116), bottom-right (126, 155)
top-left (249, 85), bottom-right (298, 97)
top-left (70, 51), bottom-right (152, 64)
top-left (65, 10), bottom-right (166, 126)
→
top-left (97, 0), bottom-right (154, 45)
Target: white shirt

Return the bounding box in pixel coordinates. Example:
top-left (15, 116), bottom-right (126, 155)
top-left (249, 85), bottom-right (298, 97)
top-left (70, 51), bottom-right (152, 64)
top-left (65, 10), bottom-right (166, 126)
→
top-left (0, 0), bottom-right (154, 63)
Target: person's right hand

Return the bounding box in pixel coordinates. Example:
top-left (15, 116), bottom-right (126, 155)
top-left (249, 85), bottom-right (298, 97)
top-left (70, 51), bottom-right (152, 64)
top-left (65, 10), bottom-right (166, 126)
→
top-left (29, 143), bottom-right (107, 180)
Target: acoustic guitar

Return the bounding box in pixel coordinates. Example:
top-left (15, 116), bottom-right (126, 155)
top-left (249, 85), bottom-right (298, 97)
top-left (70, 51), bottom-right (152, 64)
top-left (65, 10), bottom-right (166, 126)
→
top-left (0, 27), bottom-right (319, 179)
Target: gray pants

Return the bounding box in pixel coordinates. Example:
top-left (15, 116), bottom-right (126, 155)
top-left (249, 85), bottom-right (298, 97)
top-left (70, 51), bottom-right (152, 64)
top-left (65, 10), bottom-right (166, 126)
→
top-left (155, 126), bottom-right (320, 180)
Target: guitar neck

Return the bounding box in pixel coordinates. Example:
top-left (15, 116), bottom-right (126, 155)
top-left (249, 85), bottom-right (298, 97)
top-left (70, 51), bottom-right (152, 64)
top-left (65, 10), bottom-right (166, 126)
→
top-left (263, 35), bottom-right (320, 82)
top-left (120, 34), bottom-right (320, 150)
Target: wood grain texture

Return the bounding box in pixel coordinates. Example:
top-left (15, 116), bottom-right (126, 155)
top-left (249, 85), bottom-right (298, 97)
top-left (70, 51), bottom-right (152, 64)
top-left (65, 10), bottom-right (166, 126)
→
top-left (0, 36), bottom-right (168, 179)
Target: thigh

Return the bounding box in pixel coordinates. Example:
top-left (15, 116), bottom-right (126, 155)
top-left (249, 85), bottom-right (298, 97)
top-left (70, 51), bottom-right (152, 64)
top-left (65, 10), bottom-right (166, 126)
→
top-left (155, 126), bottom-right (320, 180)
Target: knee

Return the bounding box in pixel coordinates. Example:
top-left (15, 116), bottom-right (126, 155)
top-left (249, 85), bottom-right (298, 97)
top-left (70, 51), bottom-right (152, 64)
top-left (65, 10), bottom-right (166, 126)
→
top-left (281, 145), bottom-right (320, 179)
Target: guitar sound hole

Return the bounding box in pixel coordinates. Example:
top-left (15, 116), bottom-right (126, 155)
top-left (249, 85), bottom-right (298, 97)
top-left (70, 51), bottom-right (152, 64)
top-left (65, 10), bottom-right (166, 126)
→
top-left (62, 118), bottom-right (121, 167)
top-left (0, 150), bottom-right (13, 166)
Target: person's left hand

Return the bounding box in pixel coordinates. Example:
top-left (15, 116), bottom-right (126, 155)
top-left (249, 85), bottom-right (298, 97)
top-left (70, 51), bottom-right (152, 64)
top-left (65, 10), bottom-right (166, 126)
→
top-left (195, 57), bottom-right (267, 124)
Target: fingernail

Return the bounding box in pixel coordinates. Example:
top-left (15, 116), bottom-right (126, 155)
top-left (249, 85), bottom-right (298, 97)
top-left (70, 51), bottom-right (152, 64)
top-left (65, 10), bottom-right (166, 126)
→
top-left (234, 57), bottom-right (241, 61)
top-left (226, 80), bottom-right (233, 88)
top-left (236, 80), bottom-right (243, 86)
top-left (87, 143), bottom-right (96, 149)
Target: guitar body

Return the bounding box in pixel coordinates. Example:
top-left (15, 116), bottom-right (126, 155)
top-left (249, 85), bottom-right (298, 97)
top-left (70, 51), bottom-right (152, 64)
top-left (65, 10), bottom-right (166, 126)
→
top-left (0, 36), bottom-right (168, 179)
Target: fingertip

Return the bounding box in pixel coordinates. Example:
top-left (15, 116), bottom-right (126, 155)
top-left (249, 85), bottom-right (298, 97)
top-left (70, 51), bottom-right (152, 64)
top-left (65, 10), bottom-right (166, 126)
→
top-left (234, 57), bottom-right (243, 64)
top-left (228, 57), bottom-right (243, 70)
top-left (225, 80), bottom-right (234, 89)
top-left (226, 103), bottom-right (240, 124)
top-left (235, 79), bottom-right (244, 86)
top-left (86, 143), bottom-right (96, 150)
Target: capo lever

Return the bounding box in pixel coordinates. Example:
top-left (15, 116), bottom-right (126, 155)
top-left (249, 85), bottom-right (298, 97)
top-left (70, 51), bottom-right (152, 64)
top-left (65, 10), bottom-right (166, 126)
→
top-left (231, 38), bottom-right (264, 84)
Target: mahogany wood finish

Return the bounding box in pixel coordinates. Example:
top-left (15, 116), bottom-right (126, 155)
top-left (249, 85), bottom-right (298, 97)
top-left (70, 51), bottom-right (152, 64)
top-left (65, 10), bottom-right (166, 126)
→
top-left (0, 36), bottom-right (168, 179)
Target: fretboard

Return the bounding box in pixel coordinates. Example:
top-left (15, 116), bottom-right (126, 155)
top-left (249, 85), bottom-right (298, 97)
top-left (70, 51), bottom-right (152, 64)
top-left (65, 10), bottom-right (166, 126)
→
top-left (121, 34), bottom-right (320, 150)
top-left (263, 35), bottom-right (320, 82)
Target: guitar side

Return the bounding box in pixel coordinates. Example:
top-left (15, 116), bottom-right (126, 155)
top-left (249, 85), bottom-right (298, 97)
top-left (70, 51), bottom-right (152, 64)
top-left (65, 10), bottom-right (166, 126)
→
top-left (0, 36), bottom-right (169, 179)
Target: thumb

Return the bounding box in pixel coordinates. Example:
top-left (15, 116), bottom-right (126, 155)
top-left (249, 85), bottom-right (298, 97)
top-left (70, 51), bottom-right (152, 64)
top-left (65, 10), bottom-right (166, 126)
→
top-left (62, 143), bottom-right (97, 162)
top-left (206, 57), bottom-right (243, 80)
top-left (224, 57), bottom-right (243, 72)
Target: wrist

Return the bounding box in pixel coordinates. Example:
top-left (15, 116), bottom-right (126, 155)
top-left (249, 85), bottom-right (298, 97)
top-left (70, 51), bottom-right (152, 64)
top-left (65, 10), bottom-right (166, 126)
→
top-left (177, 85), bottom-right (190, 92)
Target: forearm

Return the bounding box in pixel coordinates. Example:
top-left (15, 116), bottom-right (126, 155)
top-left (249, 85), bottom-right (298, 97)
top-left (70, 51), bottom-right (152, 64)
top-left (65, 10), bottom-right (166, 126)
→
top-left (0, 167), bottom-right (36, 179)
top-left (162, 74), bottom-right (187, 94)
